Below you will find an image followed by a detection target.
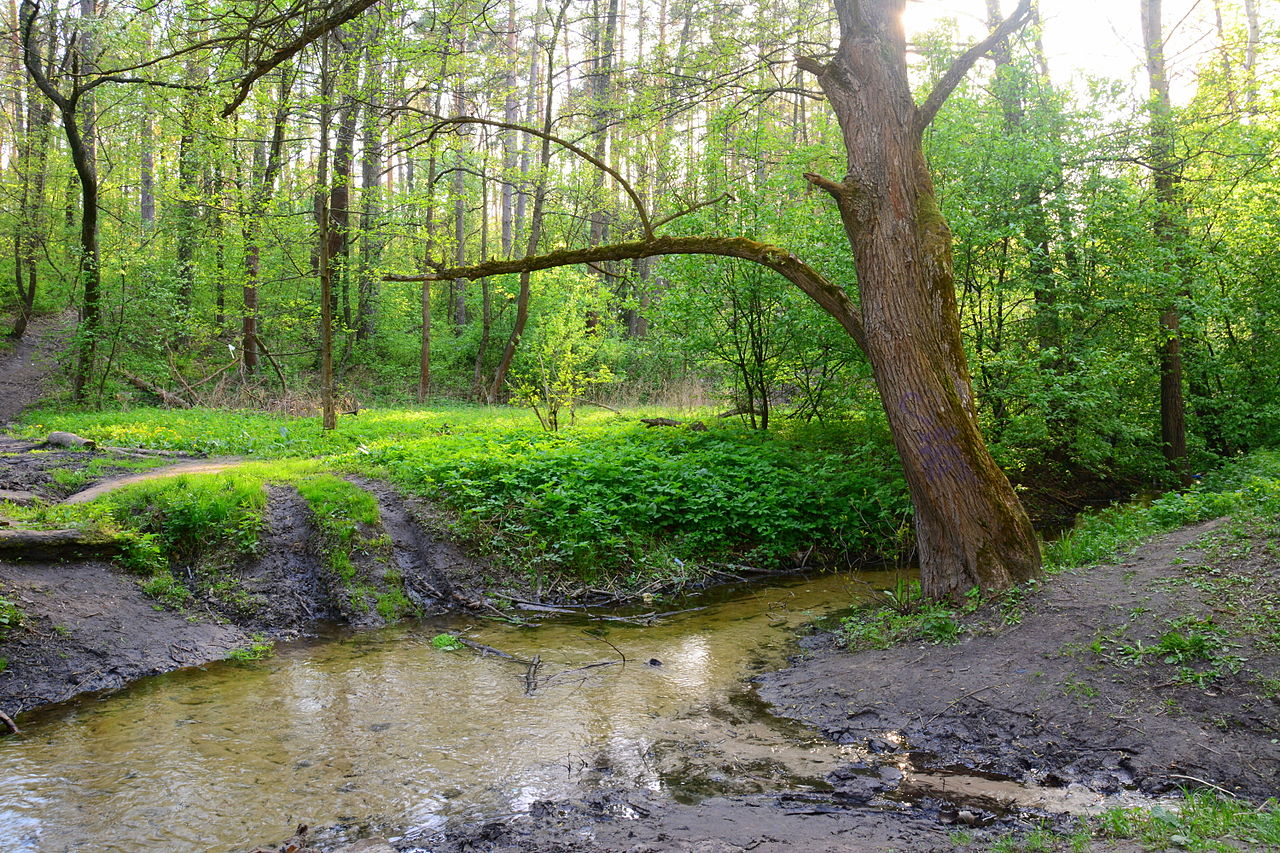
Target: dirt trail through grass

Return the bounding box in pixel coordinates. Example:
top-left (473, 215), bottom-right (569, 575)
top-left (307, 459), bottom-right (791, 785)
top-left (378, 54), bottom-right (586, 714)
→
top-left (0, 312), bottom-right (75, 426)
top-left (60, 458), bottom-right (246, 503)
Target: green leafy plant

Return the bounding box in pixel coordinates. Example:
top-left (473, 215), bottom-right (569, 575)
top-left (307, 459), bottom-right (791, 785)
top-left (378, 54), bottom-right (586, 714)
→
top-left (226, 633), bottom-right (274, 661)
top-left (0, 596), bottom-right (23, 639)
top-left (430, 633), bottom-right (464, 651)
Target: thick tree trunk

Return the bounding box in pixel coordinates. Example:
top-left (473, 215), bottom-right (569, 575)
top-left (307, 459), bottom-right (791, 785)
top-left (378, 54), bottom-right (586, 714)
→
top-left (398, 0), bottom-right (1042, 598)
top-left (797, 0), bottom-right (1039, 599)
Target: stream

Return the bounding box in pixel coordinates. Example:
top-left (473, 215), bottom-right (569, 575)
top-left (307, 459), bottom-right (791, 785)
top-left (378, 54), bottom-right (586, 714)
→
top-left (0, 570), bottom-right (900, 852)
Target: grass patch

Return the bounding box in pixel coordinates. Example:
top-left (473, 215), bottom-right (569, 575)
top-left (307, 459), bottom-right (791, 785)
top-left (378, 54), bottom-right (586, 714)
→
top-left (0, 596), bottom-right (23, 640)
top-left (18, 404), bottom-right (910, 590)
top-left (1096, 790), bottom-right (1280, 851)
top-left (838, 577), bottom-right (974, 650)
top-left (226, 632), bottom-right (274, 662)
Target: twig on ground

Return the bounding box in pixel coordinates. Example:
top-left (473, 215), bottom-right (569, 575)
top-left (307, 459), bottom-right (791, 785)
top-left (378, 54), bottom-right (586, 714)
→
top-left (1168, 774), bottom-right (1239, 798)
top-left (924, 685), bottom-right (1000, 726)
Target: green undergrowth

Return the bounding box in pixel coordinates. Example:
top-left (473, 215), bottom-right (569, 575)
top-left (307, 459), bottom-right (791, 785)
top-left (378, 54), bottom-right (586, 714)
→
top-left (1044, 450), bottom-right (1280, 571)
top-left (1095, 790), bottom-right (1280, 851)
top-left (839, 450), bottom-right (1280, 650)
top-left (226, 633), bottom-right (275, 662)
top-left (0, 595), bottom-right (22, 640)
top-left (3, 457), bottom-right (412, 618)
top-left (982, 791), bottom-right (1280, 852)
top-left (17, 404), bottom-right (910, 590)
top-left (369, 420), bottom-right (908, 586)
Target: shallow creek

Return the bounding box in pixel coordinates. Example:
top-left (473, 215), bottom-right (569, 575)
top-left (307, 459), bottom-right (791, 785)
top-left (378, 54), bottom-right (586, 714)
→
top-left (0, 570), bottom-right (903, 852)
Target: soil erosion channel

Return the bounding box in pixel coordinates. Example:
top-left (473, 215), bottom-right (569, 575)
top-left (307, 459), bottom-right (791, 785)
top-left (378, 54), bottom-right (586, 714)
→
top-left (2, 571), bottom-right (898, 852)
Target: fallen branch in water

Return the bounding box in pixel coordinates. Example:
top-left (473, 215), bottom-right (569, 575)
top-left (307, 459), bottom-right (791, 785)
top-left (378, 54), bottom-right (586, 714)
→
top-left (455, 637), bottom-right (532, 664)
top-left (508, 598), bottom-right (705, 625)
top-left (524, 655), bottom-right (542, 695)
top-left (0, 709), bottom-right (20, 735)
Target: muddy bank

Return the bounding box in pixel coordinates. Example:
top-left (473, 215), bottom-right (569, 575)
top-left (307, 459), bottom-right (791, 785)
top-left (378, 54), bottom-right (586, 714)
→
top-left (0, 452), bottom-right (492, 720)
top-left (411, 789), bottom-right (974, 853)
top-left (757, 519), bottom-right (1280, 800)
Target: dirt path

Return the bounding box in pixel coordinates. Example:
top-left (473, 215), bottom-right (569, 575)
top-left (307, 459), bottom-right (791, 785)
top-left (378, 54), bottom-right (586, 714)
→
top-left (61, 458), bottom-right (246, 503)
top-left (0, 311), bottom-right (75, 426)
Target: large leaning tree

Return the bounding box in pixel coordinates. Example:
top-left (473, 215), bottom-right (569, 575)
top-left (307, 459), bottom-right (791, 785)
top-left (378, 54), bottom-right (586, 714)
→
top-left (390, 0), bottom-right (1042, 600)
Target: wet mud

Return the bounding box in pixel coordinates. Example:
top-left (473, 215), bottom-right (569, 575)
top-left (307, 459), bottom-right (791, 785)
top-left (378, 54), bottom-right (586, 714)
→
top-left (757, 519), bottom-right (1280, 801)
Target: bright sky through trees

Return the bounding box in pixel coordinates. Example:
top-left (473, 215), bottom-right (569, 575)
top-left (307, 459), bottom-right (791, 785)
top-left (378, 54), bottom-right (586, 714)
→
top-left (904, 0), bottom-right (1231, 101)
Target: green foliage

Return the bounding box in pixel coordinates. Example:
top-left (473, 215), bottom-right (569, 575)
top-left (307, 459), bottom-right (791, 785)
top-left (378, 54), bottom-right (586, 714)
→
top-left (839, 580), bottom-right (971, 650)
top-left (19, 405), bottom-right (909, 588)
top-left (373, 419), bottom-right (907, 584)
top-left (1097, 791), bottom-right (1280, 851)
top-left (226, 633), bottom-right (274, 662)
top-left (0, 596), bottom-right (23, 640)
top-left (511, 269), bottom-right (616, 432)
top-left (430, 633), bottom-right (464, 651)
top-left (103, 469), bottom-right (270, 568)
top-left (1044, 450), bottom-right (1280, 572)
top-left (139, 572), bottom-right (192, 607)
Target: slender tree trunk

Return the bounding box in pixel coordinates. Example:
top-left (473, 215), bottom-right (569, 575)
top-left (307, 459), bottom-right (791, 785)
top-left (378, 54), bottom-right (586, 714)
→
top-left (472, 168), bottom-right (491, 398)
top-left (501, 0), bottom-right (517, 258)
top-left (450, 35), bottom-right (469, 332)
top-left (12, 73), bottom-right (50, 339)
top-left (241, 72), bottom-right (293, 374)
top-left (317, 37), bottom-right (337, 429)
top-left (175, 69), bottom-right (200, 325)
top-left (418, 149), bottom-right (438, 402)
top-left (1141, 0), bottom-right (1188, 480)
top-left (489, 5), bottom-right (562, 401)
top-left (332, 93), bottom-right (358, 364)
top-left (356, 32), bottom-right (384, 342)
top-left (139, 31), bottom-right (155, 228)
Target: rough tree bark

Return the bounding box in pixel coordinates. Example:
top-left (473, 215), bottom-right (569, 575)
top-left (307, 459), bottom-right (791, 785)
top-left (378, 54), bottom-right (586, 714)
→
top-left (396, 0), bottom-right (1043, 600)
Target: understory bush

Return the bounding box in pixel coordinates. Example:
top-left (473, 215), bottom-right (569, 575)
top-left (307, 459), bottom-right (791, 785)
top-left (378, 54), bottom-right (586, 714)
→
top-left (369, 421), bottom-right (908, 583)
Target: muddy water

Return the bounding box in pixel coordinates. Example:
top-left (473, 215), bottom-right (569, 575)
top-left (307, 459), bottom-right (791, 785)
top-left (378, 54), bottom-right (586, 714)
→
top-left (0, 570), bottom-right (898, 852)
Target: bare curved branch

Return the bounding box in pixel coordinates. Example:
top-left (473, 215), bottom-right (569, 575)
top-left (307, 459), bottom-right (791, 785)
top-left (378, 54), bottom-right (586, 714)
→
top-left (220, 0), bottom-right (382, 118)
top-left (429, 115), bottom-right (655, 240)
top-left (386, 235), bottom-right (866, 352)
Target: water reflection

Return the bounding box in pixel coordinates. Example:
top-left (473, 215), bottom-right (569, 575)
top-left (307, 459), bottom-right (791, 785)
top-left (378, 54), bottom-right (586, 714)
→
top-left (0, 570), bottom-right (898, 852)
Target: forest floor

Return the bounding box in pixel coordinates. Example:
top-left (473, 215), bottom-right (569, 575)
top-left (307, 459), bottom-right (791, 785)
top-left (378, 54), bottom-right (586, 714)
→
top-left (0, 311), bottom-right (74, 427)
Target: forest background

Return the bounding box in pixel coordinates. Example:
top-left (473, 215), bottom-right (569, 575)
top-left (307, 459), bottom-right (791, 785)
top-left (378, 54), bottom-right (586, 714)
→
top-left (1, 0), bottom-right (1278, 572)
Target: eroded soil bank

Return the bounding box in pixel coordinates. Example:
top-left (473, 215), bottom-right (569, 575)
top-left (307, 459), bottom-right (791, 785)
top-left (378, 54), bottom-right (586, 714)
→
top-left (0, 443), bottom-right (492, 718)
